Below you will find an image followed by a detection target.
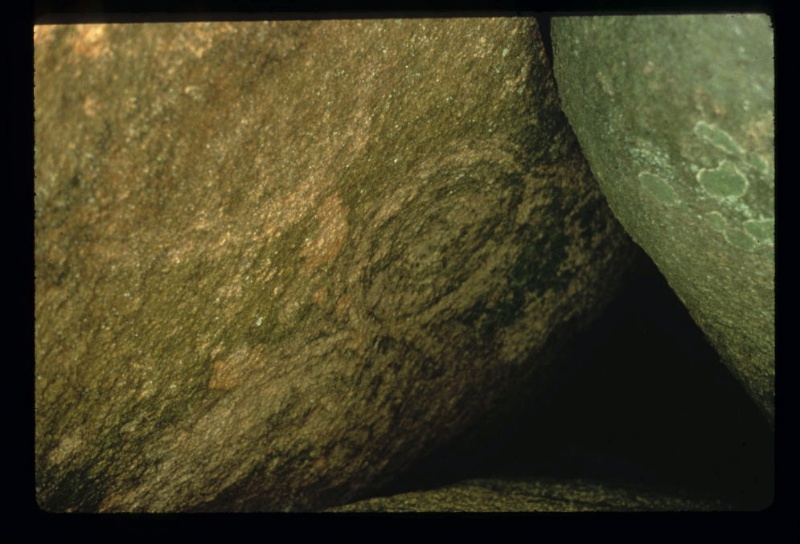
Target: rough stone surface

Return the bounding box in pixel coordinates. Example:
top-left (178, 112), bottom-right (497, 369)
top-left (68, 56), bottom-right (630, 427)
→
top-left (327, 477), bottom-right (734, 512)
top-left (35, 19), bottom-right (634, 513)
top-left (551, 15), bottom-right (775, 425)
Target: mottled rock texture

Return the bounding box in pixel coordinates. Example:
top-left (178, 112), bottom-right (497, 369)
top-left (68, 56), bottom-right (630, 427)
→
top-left (327, 477), bottom-right (733, 512)
top-left (35, 19), bottom-right (632, 512)
top-left (552, 15), bottom-right (775, 425)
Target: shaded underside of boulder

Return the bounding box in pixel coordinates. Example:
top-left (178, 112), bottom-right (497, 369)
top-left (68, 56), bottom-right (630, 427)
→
top-left (35, 19), bottom-right (633, 512)
top-left (551, 15), bottom-right (774, 425)
top-left (360, 249), bottom-right (773, 513)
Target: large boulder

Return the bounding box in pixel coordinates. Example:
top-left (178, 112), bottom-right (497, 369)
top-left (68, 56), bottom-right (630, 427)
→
top-left (34, 19), bottom-right (633, 512)
top-left (551, 15), bottom-right (775, 425)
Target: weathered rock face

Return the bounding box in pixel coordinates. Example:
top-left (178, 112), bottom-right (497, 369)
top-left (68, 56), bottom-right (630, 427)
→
top-left (34, 19), bottom-right (633, 512)
top-left (327, 477), bottom-right (733, 512)
top-left (551, 15), bottom-right (775, 425)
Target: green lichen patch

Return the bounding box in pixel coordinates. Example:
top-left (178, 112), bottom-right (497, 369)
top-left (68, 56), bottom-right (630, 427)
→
top-left (697, 160), bottom-right (748, 199)
top-left (723, 228), bottom-right (758, 252)
top-left (693, 121), bottom-right (744, 157)
top-left (743, 218), bottom-right (774, 245)
top-left (629, 141), bottom-right (673, 173)
top-left (704, 211), bottom-right (727, 232)
top-left (638, 171), bottom-right (679, 205)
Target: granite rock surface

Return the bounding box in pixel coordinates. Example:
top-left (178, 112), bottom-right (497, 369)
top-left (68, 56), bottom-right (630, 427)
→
top-left (35, 19), bottom-right (633, 512)
top-left (327, 476), bottom-right (733, 512)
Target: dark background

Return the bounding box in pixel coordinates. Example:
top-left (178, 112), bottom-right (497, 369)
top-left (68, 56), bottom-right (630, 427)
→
top-left (379, 246), bottom-right (774, 509)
